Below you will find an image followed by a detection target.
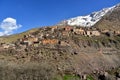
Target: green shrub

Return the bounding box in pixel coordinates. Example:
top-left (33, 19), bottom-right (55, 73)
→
top-left (86, 75), bottom-right (94, 80)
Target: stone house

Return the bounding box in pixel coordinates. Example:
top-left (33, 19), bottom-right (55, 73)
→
top-left (19, 44), bottom-right (27, 49)
top-left (101, 30), bottom-right (109, 33)
top-left (86, 30), bottom-right (100, 37)
top-left (115, 31), bottom-right (120, 34)
top-left (24, 34), bottom-right (35, 38)
top-left (62, 31), bottom-right (69, 36)
top-left (51, 26), bottom-right (58, 32)
top-left (21, 39), bottom-right (32, 46)
top-left (73, 28), bottom-right (85, 35)
top-left (59, 41), bottom-right (69, 46)
top-left (0, 47), bottom-right (4, 50)
top-left (91, 31), bottom-right (101, 36)
top-left (33, 42), bottom-right (39, 47)
top-left (45, 34), bottom-right (49, 37)
top-left (38, 33), bottom-right (44, 39)
top-left (9, 44), bottom-right (16, 49)
top-left (105, 32), bottom-right (114, 37)
top-left (24, 35), bottom-right (29, 38)
top-left (101, 30), bottom-right (116, 36)
top-left (64, 26), bottom-right (73, 31)
top-left (86, 31), bottom-right (92, 37)
top-left (21, 37), bottom-right (39, 46)
top-left (2, 44), bottom-right (10, 49)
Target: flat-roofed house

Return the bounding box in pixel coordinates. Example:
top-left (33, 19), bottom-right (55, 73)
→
top-left (42, 39), bottom-right (58, 45)
top-left (86, 30), bottom-right (100, 37)
top-left (73, 28), bottom-right (85, 35)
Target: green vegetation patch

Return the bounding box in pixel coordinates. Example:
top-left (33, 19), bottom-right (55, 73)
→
top-left (86, 75), bottom-right (94, 80)
top-left (63, 74), bottom-right (80, 80)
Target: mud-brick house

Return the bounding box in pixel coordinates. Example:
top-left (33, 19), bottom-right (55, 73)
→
top-left (115, 31), bottom-right (120, 35)
top-left (38, 33), bottom-right (44, 39)
top-left (2, 44), bottom-right (10, 49)
top-left (63, 26), bottom-right (73, 32)
top-left (42, 39), bottom-right (58, 45)
top-left (18, 44), bottom-right (27, 49)
top-left (100, 29), bottom-right (115, 36)
top-left (73, 28), bottom-right (85, 35)
top-left (92, 31), bottom-right (101, 36)
top-left (24, 35), bottom-right (28, 38)
top-left (62, 31), bottom-right (69, 36)
top-left (59, 40), bottom-right (70, 46)
top-left (101, 29), bottom-right (109, 33)
top-left (0, 47), bottom-right (4, 50)
top-left (9, 44), bottom-right (16, 49)
top-left (1, 43), bottom-right (15, 49)
top-left (86, 30), bottom-right (100, 37)
top-left (86, 31), bottom-right (92, 37)
top-left (51, 26), bottom-right (58, 32)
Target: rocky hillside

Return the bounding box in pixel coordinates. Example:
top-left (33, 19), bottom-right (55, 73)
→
top-left (0, 3), bottom-right (120, 80)
top-left (0, 25), bottom-right (120, 80)
top-left (95, 3), bottom-right (120, 31)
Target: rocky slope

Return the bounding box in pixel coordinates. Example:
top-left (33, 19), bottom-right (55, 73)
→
top-left (0, 25), bottom-right (120, 80)
top-left (95, 3), bottom-right (120, 31)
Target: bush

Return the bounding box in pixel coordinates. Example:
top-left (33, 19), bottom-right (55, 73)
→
top-left (0, 62), bottom-right (57, 80)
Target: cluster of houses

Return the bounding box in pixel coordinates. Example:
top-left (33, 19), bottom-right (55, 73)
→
top-left (17, 25), bottom-right (114, 48)
top-left (51, 26), bottom-right (101, 37)
top-left (0, 25), bottom-right (120, 50)
top-left (19, 35), bottom-right (39, 46)
top-left (18, 26), bottom-right (101, 46)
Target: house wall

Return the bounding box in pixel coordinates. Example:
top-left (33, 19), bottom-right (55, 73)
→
top-left (73, 28), bottom-right (85, 35)
top-left (59, 41), bottom-right (69, 46)
top-left (28, 37), bottom-right (38, 42)
top-left (2, 44), bottom-right (10, 49)
top-left (86, 31), bottom-right (92, 36)
top-left (92, 31), bottom-right (101, 36)
top-left (64, 26), bottom-right (73, 31)
top-left (62, 31), bottom-right (69, 36)
top-left (86, 31), bottom-right (100, 36)
top-left (51, 26), bottom-right (58, 32)
top-left (115, 31), bottom-right (120, 34)
top-left (42, 39), bottom-right (58, 45)
top-left (101, 30), bottom-right (109, 33)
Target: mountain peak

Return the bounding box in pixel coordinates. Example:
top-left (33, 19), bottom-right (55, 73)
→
top-left (58, 3), bottom-right (119, 27)
top-left (115, 3), bottom-right (120, 7)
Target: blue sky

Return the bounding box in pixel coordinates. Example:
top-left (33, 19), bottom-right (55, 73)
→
top-left (0, 0), bottom-right (120, 35)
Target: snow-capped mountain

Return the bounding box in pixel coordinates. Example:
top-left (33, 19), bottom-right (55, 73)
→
top-left (58, 4), bottom-right (119, 27)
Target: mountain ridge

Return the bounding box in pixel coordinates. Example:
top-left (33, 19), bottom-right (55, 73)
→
top-left (58, 3), bottom-right (120, 27)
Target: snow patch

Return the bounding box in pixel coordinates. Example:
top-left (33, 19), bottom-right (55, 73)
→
top-left (58, 4), bottom-right (118, 27)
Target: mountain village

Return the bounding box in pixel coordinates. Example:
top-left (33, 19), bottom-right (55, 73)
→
top-left (0, 3), bottom-right (120, 80)
top-left (0, 25), bottom-right (120, 50)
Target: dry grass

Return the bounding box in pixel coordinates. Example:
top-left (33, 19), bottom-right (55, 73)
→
top-left (0, 28), bottom-right (39, 43)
